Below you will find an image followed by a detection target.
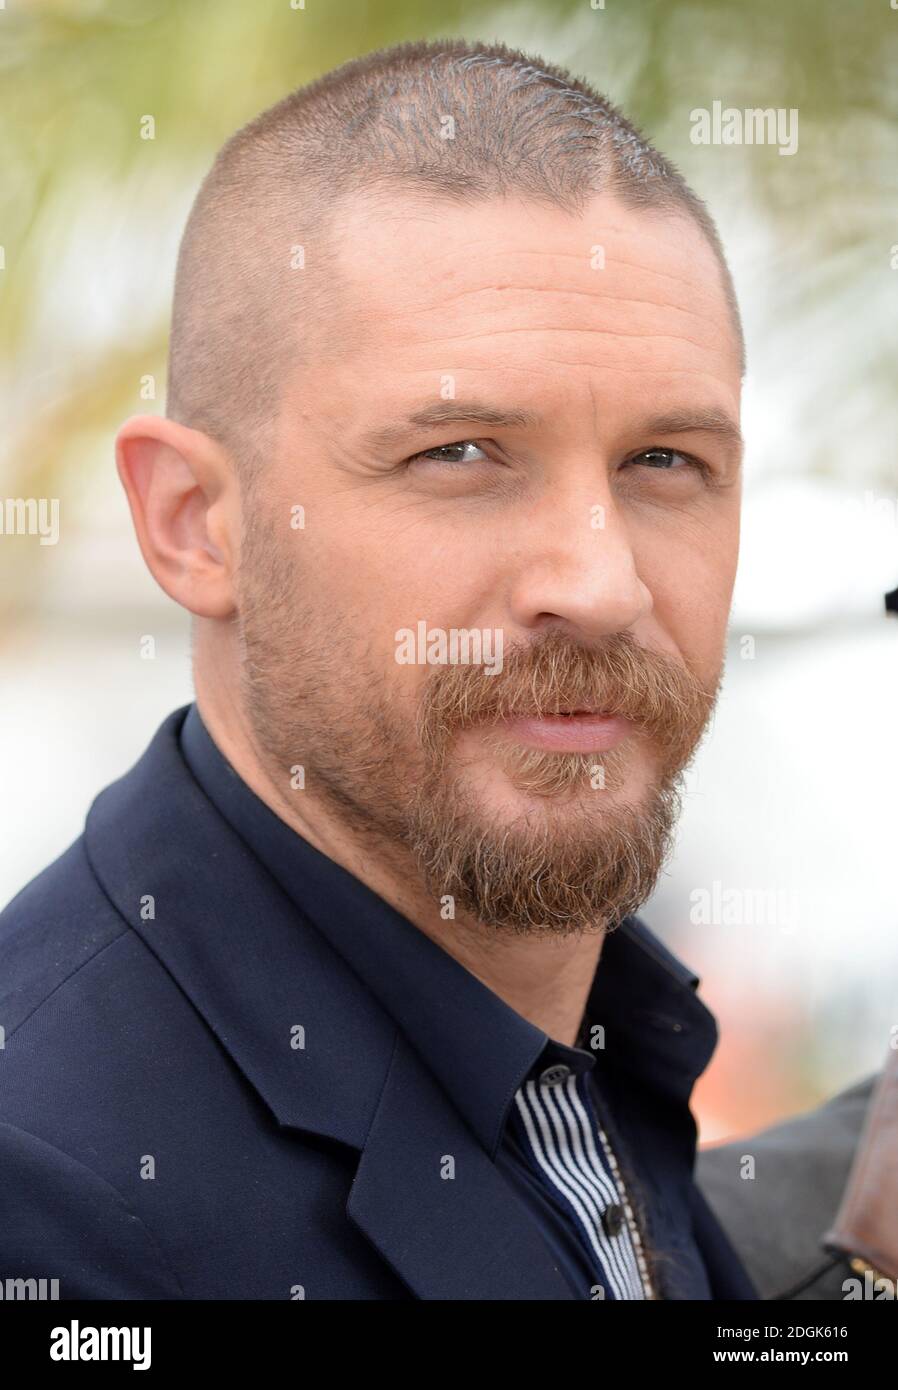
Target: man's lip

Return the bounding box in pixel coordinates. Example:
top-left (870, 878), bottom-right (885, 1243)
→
top-left (491, 712), bottom-right (634, 753)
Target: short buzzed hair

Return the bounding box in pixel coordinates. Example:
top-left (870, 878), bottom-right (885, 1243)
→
top-left (166, 37), bottom-right (744, 484)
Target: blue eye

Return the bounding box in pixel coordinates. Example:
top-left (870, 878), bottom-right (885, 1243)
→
top-left (407, 440), bottom-right (490, 467)
top-left (628, 448), bottom-right (693, 470)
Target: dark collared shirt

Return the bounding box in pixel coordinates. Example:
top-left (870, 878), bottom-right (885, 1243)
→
top-left (180, 702), bottom-right (724, 1299)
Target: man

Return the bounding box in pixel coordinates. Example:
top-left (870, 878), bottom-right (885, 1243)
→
top-left (0, 39), bottom-right (755, 1299)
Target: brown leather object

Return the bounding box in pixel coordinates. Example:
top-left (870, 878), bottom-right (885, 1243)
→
top-left (823, 1045), bottom-right (898, 1279)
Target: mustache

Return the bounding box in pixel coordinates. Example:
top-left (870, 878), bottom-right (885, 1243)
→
top-left (417, 629), bottom-right (719, 762)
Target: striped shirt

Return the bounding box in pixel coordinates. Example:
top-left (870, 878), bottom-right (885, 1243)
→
top-left (502, 1060), bottom-right (652, 1299)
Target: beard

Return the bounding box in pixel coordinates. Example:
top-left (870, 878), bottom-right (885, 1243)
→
top-left (236, 519), bottom-right (721, 939)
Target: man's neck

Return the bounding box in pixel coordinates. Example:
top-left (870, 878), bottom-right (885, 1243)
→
top-left (193, 685), bottom-right (605, 1046)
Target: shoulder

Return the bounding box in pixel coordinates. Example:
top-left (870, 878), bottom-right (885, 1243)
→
top-left (0, 834), bottom-right (135, 1040)
top-left (0, 829), bottom-right (208, 1163)
top-left (0, 841), bottom-right (189, 1296)
top-left (696, 1078), bottom-right (876, 1298)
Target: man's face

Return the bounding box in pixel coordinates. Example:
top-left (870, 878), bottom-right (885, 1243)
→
top-left (237, 188), bottom-right (742, 935)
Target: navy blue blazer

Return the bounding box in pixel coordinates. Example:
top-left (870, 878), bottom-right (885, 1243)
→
top-left (0, 707), bottom-right (756, 1300)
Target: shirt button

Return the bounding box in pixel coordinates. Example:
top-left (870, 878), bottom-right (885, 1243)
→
top-left (602, 1204), bottom-right (624, 1238)
top-left (539, 1063), bottom-right (572, 1087)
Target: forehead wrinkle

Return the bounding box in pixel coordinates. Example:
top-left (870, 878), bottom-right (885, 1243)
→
top-left (366, 282), bottom-right (732, 352)
top-left (399, 284), bottom-right (734, 347)
top-left (340, 270), bottom-right (737, 368)
top-left (349, 322), bottom-right (728, 362)
top-left (341, 209), bottom-right (723, 278)
top-left (323, 204), bottom-right (741, 391)
top-left (334, 195), bottom-right (728, 276)
top-left (352, 243), bottom-right (724, 302)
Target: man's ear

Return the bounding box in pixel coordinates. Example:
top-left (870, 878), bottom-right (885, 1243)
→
top-left (115, 414), bottom-right (239, 619)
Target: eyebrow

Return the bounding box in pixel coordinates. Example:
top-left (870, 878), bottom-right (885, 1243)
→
top-left (358, 401), bottom-right (540, 453)
top-left (358, 398), bottom-right (743, 457)
top-left (638, 407), bottom-right (744, 458)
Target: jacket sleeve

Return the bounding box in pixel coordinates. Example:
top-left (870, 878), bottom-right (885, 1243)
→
top-left (0, 1121), bottom-right (185, 1299)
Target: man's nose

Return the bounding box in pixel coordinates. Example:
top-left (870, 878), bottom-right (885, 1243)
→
top-left (504, 483), bottom-right (652, 642)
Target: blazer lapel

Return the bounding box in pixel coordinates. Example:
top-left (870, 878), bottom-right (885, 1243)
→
top-left (348, 1032), bottom-right (574, 1299)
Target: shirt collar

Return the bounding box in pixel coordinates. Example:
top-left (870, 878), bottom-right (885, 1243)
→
top-left (180, 702), bottom-right (718, 1158)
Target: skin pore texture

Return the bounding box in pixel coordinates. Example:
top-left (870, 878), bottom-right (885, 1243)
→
top-left (116, 187), bottom-right (743, 1048)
